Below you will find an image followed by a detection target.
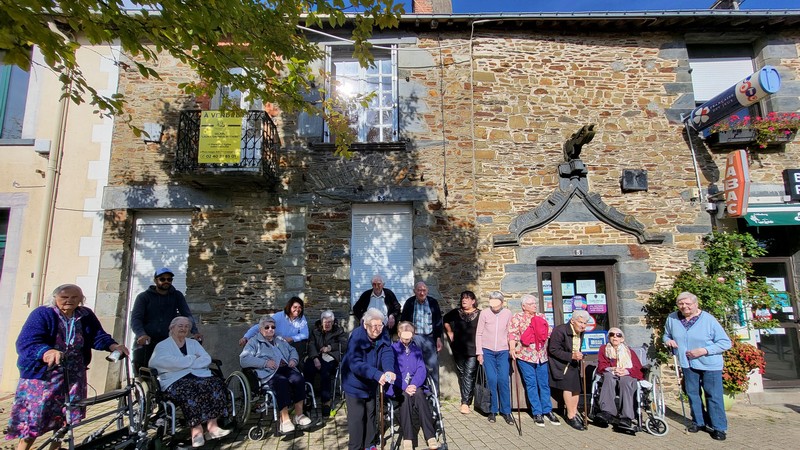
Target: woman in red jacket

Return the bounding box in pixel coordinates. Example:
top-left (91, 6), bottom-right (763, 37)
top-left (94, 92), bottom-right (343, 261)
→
top-left (595, 327), bottom-right (643, 428)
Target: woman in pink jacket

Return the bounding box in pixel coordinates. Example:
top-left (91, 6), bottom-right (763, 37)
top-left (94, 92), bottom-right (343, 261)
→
top-left (475, 291), bottom-right (513, 424)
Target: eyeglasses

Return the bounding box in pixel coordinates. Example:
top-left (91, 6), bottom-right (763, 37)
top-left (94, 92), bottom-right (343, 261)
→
top-left (158, 277), bottom-right (174, 282)
top-left (608, 332), bottom-right (624, 338)
top-left (263, 325), bottom-right (275, 330)
top-left (367, 323), bottom-right (384, 329)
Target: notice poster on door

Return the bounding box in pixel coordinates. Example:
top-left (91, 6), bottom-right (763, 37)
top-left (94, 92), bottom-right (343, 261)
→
top-left (545, 313), bottom-right (555, 327)
top-left (572, 295), bottom-right (587, 311)
top-left (586, 293), bottom-right (607, 314)
top-left (542, 279), bottom-right (553, 295)
top-left (581, 331), bottom-right (607, 354)
top-left (766, 277), bottom-right (787, 292)
top-left (561, 283), bottom-right (575, 297)
top-left (544, 295), bottom-right (553, 312)
top-left (563, 298), bottom-right (573, 313)
top-left (576, 279), bottom-right (597, 294)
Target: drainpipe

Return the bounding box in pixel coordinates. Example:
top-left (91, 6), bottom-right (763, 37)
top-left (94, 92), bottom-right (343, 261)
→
top-left (30, 67), bottom-right (71, 306)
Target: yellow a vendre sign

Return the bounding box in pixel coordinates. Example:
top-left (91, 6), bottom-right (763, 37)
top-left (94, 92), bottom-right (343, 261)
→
top-left (199, 111), bottom-right (243, 163)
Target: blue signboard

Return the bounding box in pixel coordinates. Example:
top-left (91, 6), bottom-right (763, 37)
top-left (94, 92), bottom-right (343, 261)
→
top-left (688, 66), bottom-right (781, 132)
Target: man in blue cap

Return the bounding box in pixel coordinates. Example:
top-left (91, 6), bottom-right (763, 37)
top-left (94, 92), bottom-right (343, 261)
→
top-left (130, 267), bottom-right (201, 371)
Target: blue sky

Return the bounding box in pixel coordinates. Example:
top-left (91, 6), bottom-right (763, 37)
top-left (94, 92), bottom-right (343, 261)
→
top-left (440, 0), bottom-right (800, 13)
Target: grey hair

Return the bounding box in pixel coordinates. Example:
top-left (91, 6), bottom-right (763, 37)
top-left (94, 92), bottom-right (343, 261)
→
top-left (676, 291), bottom-right (698, 304)
top-left (49, 284), bottom-right (85, 307)
top-left (520, 293), bottom-right (538, 307)
top-left (571, 310), bottom-right (591, 322)
top-left (371, 275), bottom-right (384, 284)
top-left (320, 310), bottom-right (335, 321)
top-left (259, 315), bottom-right (276, 327)
top-left (168, 316), bottom-right (192, 334)
top-left (489, 291), bottom-right (504, 301)
top-left (414, 281), bottom-right (428, 290)
top-left (363, 307), bottom-right (386, 324)
top-left (608, 327), bottom-right (624, 338)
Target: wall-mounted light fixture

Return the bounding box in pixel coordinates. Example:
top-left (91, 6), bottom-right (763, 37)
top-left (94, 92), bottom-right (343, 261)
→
top-left (142, 122), bottom-right (163, 143)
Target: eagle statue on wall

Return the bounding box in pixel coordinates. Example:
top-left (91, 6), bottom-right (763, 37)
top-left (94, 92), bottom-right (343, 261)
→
top-left (563, 124), bottom-right (596, 162)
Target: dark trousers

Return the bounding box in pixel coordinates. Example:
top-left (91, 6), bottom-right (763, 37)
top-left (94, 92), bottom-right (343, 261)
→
top-left (454, 355), bottom-right (478, 405)
top-left (267, 366), bottom-right (306, 410)
top-left (397, 390), bottom-right (435, 443)
top-left (132, 342), bottom-right (158, 374)
top-left (346, 394), bottom-right (377, 450)
top-left (303, 358), bottom-right (337, 403)
top-left (414, 334), bottom-right (439, 394)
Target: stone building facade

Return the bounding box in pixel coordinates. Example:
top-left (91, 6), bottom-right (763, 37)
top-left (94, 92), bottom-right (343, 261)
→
top-left (98, 11), bottom-right (800, 394)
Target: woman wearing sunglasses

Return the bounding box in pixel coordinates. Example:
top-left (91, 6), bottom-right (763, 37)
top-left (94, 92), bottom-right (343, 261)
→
top-left (240, 315), bottom-right (312, 434)
top-left (594, 327), bottom-right (643, 428)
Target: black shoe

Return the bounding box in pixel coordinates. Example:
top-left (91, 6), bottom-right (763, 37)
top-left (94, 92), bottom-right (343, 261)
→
top-left (488, 413), bottom-right (496, 423)
top-left (321, 405), bottom-right (331, 417)
top-left (501, 413), bottom-right (514, 425)
top-left (618, 417), bottom-right (632, 428)
top-left (533, 415), bottom-right (545, 427)
top-left (567, 416), bottom-right (586, 431)
top-left (545, 412), bottom-right (561, 425)
top-left (711, 430), bottom-right (727, 441)
top-left (687, 423), bottom-right (701, 433)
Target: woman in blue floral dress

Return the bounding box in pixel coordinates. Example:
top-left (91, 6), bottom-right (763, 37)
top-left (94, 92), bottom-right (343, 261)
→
top-left (7, 284), bottom-right (128, 450)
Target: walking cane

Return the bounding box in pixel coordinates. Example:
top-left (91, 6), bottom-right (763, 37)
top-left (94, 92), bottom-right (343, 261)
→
top-left (673, 350), bottom-right (690, 432)
top-left (379, 383), bottom-right (386, 450)
top-left (581, 360), bottom-right (589, 429)
top-left (512, 359), bottom-right (522, 436)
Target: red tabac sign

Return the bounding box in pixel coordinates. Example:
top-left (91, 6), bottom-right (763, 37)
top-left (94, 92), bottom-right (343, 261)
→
top-left (724, 150), bottom-right (750, 217)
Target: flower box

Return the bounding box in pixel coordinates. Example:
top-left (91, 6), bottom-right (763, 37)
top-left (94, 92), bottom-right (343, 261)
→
top-left (706, 128), bottom-right (795, 147)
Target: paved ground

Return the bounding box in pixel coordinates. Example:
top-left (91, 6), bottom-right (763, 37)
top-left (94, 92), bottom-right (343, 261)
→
top-left (2, 391), bottom-right (799, 450)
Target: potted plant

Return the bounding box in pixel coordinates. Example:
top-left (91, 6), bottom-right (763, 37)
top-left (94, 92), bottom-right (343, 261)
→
top-left (722, 341), bottom-right (766, 405)
top-left (706, 111), bottom-right (800, 148)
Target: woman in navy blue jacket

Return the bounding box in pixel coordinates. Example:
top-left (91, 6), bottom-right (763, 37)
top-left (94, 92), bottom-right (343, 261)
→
top-left (341, 308), bottom-right (396, 450)
top-left (7, 284), bottom-right (128, 450)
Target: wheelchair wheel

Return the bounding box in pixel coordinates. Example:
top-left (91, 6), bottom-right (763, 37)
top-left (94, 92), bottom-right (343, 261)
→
top-left (650, 374), bottom-right (665, 417)
top-left (247, 426), bottom-right (265, 441)
top-left (130, 380), bottom-right (149, 433)
top-left (226, 371), bottom-right (251, 428)
top-left (645, 416), bottom-right (669, 436)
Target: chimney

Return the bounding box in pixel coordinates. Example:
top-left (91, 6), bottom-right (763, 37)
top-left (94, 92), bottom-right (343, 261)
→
top-left (412, 0), bottom-right (452, 14)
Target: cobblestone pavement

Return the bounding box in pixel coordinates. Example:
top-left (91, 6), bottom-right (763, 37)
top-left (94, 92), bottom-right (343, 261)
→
top-left (2, 392), bottom-right (799, 450)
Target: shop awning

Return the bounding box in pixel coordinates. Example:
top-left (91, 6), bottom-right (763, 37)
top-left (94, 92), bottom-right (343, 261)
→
top-left (743, 203), bottom-right (800, 226)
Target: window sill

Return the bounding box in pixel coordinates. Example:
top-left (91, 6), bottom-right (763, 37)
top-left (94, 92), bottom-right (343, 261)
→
top-left (0, 139), bottom-right (36, 146)
top-left (308, 141), bottom-right (409, 152)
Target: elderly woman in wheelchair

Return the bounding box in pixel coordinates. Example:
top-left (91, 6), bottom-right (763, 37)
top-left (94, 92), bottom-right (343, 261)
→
top-left (239, 315), bottom-right (312, 434)
top-left (390, 322), bottom-right (439, 450)
top-left (594, 327), bottom-right (643, 428)
top-left (149, 316), bottom-right (231, 448)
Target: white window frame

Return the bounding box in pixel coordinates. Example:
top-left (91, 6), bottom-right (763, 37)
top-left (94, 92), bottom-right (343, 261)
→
top-left (210, 67), bottom-right (263, 111)
top-left (688, 45), bottom-right (755, 103)
top-left (324, 44), bottom-right (399, 143)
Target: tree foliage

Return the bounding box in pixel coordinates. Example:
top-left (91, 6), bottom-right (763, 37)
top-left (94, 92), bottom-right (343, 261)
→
top-left (0, 1), bottom-right (403, 151)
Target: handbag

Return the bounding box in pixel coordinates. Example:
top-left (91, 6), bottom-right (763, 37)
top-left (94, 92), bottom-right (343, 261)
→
top-left (473, 364), bottom-right (492, 414)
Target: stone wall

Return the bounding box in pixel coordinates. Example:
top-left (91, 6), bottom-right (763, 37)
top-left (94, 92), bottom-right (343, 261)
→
top-left (99, 26), bottom-right (800, 396)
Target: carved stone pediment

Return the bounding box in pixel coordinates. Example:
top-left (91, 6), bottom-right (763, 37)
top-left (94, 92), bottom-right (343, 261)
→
top-left (493, 161), bottom-right (665, 247)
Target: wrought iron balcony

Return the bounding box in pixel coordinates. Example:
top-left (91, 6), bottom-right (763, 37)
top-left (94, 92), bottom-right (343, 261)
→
top-left (175, 110), bottom-right (280, 188)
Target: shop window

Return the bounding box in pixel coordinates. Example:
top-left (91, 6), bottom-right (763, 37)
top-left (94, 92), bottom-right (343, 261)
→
top-left (0, 63), bottom-right (30, 140)
top-left (325, 45), bottom-right (398, 143)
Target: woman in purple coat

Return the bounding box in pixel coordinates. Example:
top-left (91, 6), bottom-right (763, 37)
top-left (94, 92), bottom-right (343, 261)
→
top-left (390, 322), bottom-right (439, 450)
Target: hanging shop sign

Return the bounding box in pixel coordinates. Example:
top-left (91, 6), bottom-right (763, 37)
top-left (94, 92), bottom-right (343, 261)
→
top-left (784, 169), bottom-right (800, 201)
top-left (744, 209), bottom-right (800, 226)
top-left (198, 111), bottom-right (243, 163)
top-left (688, 66), bottom-right (781, 132)
top-left (724, 149), bottom-right (750, 217)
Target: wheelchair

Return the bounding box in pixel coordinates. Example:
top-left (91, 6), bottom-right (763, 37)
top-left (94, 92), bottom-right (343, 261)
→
top-left (381, 376), bottom-right (448, 450)
top-left (224, 366), bottom-right (317, 440)
top-left (35, 353), bottom-right (148, 450)
top-left (587, 346), bottom-right (668, 436)
top-left (137, 358), bottom-right (238, 447)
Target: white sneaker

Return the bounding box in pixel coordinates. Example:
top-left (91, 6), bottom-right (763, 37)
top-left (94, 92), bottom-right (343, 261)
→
top-left (279, 420), bottom-right (295, 434)
top-left (293, 413), bottom-right (312, 426)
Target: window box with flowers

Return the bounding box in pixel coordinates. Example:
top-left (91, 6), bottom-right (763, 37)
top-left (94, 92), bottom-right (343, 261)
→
top-left (705, 112), bottom-right (800, 149)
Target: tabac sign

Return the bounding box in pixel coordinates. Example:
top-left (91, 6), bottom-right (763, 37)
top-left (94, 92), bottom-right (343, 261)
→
top-left (199, 111), bottom-right (243, 163)
top-left (724, 149), bottom-right (750, 217)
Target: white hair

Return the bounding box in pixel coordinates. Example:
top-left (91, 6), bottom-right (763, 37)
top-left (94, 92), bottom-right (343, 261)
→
top-left (49, 284), bottom-right (85, 307)
top-left (520, 293), bottom-right (538, 306)
top-left (371, 275), bottom-right (384, 284)
top-left (571, 310), bottom-right (590, 322)
top-left (259, 315), bottom-right (276, 327)
top-left (676, 291), bottom-right (698, 304)
top-left (363, 307), bottom-right (386, 324)
top-left (321, 310), bottom-right (335, 321)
